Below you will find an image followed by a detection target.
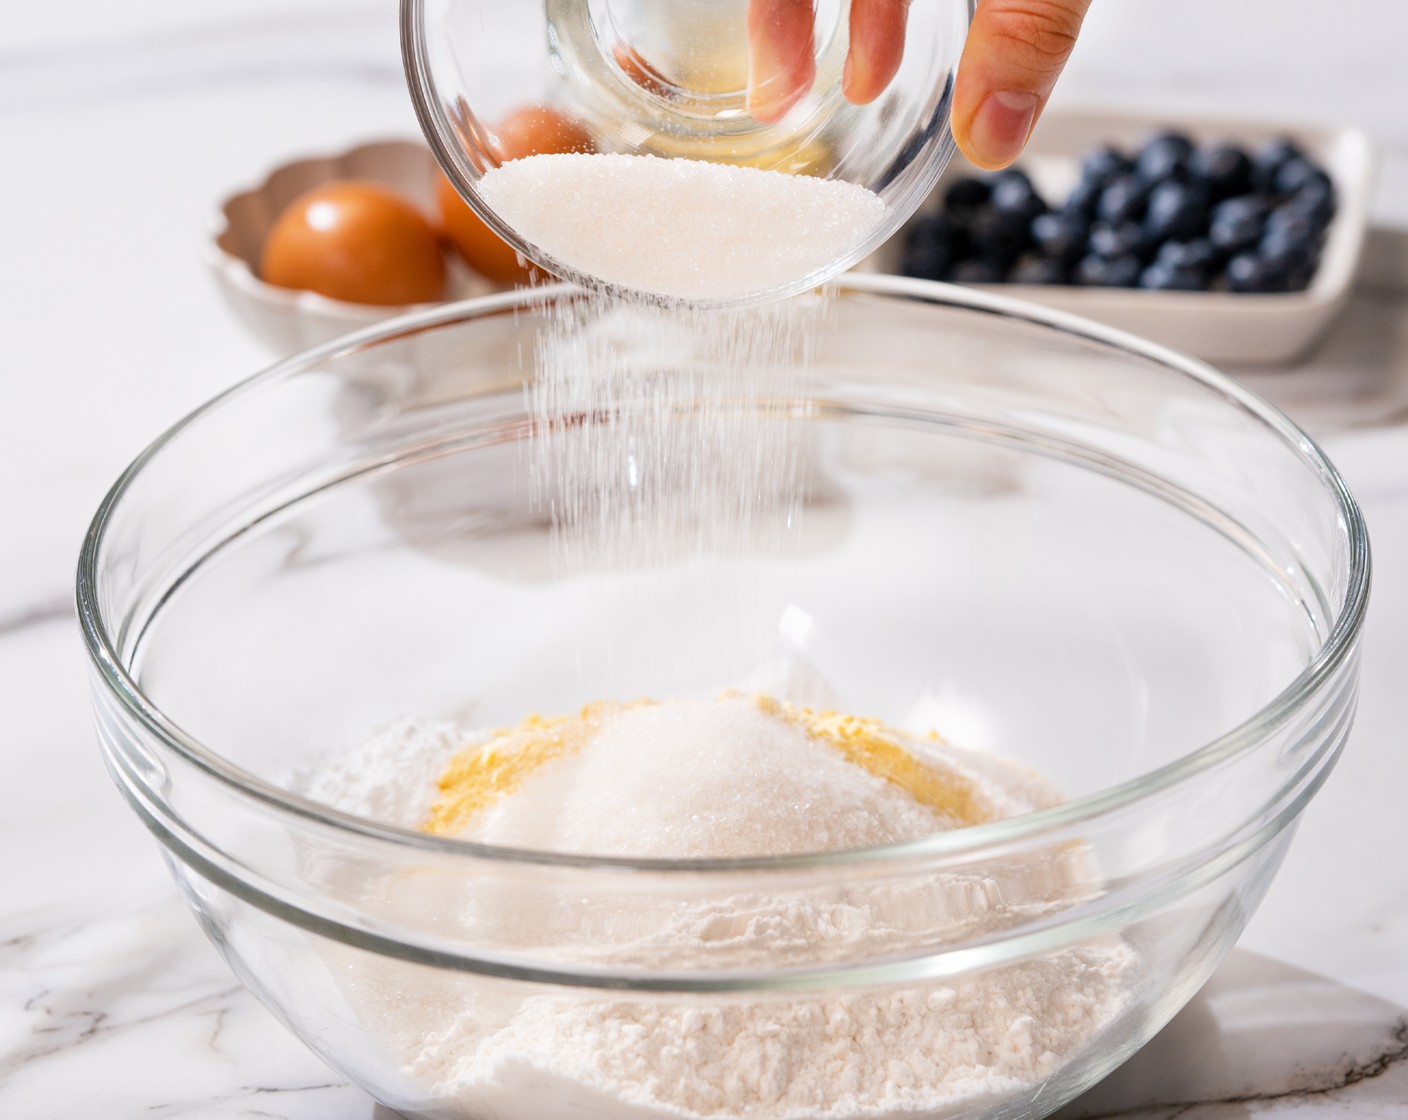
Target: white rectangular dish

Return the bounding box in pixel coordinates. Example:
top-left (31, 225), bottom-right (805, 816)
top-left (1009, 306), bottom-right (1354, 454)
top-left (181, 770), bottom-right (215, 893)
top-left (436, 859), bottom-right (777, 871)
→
top-left (862, 107), bottom-right (1375, 366)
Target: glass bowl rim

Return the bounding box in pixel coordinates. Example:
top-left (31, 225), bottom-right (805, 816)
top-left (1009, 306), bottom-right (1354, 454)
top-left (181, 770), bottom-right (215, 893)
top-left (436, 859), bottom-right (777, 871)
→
top-left (76, 274), bottom-right (1371, 875)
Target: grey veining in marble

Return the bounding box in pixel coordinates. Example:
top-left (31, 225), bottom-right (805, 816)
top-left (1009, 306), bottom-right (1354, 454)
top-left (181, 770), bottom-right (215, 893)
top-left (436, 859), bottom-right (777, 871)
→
top-left (1, 899), bottom-right (369, 1118)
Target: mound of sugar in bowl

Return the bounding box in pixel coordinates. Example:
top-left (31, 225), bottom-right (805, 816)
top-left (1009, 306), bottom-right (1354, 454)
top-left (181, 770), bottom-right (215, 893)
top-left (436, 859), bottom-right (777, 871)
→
top-left (421, 694), bottom-right (1061, 856)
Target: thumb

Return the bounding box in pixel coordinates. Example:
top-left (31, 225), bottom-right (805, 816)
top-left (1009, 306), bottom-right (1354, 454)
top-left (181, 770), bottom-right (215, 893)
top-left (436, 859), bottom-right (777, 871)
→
top-left (951, 0), bottom-right (1092, 170)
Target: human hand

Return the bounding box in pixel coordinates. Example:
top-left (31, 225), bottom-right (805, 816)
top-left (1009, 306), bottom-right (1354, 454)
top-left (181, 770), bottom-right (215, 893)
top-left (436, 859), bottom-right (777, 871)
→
top-left (746, 0), bottom-right (1092, 170)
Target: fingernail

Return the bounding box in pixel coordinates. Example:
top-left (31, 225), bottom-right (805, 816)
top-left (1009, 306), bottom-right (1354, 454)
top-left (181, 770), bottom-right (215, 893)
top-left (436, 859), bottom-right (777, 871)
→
top-left (969, 90), bottom-right (1039, 168)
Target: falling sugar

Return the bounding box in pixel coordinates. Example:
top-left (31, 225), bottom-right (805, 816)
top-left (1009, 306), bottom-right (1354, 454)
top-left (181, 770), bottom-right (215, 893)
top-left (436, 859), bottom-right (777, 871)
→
top-left (526, 290), bottom-right (831, 694)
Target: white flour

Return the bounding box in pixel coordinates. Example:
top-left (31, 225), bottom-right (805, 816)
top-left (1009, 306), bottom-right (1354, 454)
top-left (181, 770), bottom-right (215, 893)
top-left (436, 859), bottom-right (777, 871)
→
top-left (442, 952), bottom-right (1130, 1120)
top-left (476, 153), bottom-right (886, 301)
top-left (302, 706), bottom-right (1135, 1119)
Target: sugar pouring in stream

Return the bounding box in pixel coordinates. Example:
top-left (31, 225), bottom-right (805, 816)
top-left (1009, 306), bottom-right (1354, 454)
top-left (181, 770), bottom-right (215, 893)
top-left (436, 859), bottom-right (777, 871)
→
top-left (526, 289), bottom-right (831, 695)
top-left (528, 293), bottom-right (827, 569)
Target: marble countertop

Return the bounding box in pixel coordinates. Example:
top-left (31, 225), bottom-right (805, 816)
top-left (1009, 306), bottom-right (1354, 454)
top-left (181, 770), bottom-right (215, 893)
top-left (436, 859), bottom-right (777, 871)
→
top-left (4, 2), bottom-right (1408, 1116)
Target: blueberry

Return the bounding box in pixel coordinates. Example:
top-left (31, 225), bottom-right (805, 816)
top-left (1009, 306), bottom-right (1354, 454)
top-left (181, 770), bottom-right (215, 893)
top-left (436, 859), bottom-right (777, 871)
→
top-left (943, 176), bottom-right (991, 213)
top-left (1191, 143), bottom-right (1254, 200)
top-left (1261, 208), bottom-right (1320, 257)
top-left (990, 167), bottom-right (1035, 196)
top-left (990, 169), bottom-right (1048, 223)
top-left (1214, 194), bottom-right (1271, 224)
top-left (1139, 260), bottom-right (1209, 291)
top-left (1076, 253), bottom-right (1143, 288)
top-left (1224, 252), bottom-right (1285, 293)
top-left (1283, 176), bottom-right (1337, 229)
top-left (1080, 144), bottom-right (1133, 185)
top-left (1273, 156), bottom-right (1329, 197)
top-left (1257, 247), bottom-right (1319, 292)
top-left (1280, 261), bottom-right (1317, 292)
top-left (1064, 146), bottom-right (1130, 218)
top-left (1155, 238), bottom-right (1220, 272)
top-left (1030, 211), bottom-right (1088, 264)
top-left (951, 257), bottom-right (1008, 284)
top-left (1062, 174), bottom-right (1105, 219)
top-left (1251, 137), bottom-right (1306, 193)
top-left (902, 243), bottom-right (953, 281)
top-left (1010, 255), bottom-right (1071, 285)
top-left (1144, 179), bottom-right (1211, 242)
top-left (967, 205), bottom-right (1031, 264)
top-left (901, 247), bottom-right (941, 280)
top-left (1134, 131), bottom-right (1195, 183)
top-left (1097, 173), bottom-right (1149, 224)
top-left (908, 212), bottom-right (964, 252)
top-left (1208, 195), bottom-right (1269, 254)
top-left (903, 216), bottom-right (962, 279)
top-left (1254, 250), bottom-right (1315, 292)
top-left (1088, 220), bottom-right (1153, 261)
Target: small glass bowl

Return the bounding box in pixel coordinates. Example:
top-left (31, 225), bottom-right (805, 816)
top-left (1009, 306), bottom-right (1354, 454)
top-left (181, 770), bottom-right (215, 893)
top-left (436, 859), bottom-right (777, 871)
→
top-left (80, 277), bottom-right (1368, 1119)
top-left (401, 0), bottom-right (972, 305)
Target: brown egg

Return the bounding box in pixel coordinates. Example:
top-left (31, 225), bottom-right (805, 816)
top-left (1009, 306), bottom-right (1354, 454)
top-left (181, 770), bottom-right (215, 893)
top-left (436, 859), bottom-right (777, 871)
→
top-left (438, 105), bottom-right (596, 284)
top-left (261, 181), bottom-right (445, 306)
top-left (436, 174), bottom-right (544, 285)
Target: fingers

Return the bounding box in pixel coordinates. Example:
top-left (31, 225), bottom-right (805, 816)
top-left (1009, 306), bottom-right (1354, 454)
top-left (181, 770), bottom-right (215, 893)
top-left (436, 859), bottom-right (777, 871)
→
top-left (746, 0), bottom-right (1087, 150)
top-left (843, 0), bottom-right (911, 106)
top-left (952, 0), bottom-right (1092, 169)
top-left (747, 0), bottom-right (818, 124)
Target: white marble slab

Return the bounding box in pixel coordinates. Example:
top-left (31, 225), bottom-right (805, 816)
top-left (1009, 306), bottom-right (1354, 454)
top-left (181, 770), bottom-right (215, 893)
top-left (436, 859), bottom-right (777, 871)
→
top-left (1059, 951), bottom-right (1408, 1118)
top-left (5, 1), bottom-right (1408, 1116)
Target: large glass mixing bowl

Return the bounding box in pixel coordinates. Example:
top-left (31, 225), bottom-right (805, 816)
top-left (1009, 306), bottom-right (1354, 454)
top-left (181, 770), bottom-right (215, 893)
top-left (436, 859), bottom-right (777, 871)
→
top-left (80, 277), bottom-right (1368, 1119)
top-left (402, 0), bottom-right (971, 304)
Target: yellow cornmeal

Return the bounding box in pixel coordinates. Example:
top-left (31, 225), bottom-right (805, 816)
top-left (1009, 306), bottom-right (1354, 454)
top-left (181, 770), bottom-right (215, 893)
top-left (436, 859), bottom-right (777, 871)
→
top-left (422, 695), bottom-right (990, 837)
top-left (421, 701), bottom-right (633, 836)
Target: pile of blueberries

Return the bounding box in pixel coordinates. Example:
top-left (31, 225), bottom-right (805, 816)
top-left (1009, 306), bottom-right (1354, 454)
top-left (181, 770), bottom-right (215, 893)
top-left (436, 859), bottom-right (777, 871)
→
top-left (901, 132), bottom-right (1337, 293)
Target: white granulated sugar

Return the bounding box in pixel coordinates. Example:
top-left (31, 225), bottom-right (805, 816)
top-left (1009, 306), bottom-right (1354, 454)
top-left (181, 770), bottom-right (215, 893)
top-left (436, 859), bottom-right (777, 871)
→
top-left (476, 153), bottom-right (886, 301)
top-left (459, 697), bottom-right (952, 859)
